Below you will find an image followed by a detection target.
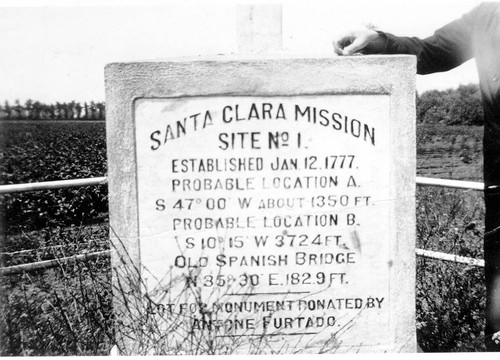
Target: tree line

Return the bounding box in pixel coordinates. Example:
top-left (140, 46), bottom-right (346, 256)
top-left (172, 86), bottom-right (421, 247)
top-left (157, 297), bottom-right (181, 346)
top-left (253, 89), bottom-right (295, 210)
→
top-left (0, 84), bottom-right (484, 124)
top-left (0, 100), bottom-right (105, 120)
top-left (416, 83), bottom-right (483, 125)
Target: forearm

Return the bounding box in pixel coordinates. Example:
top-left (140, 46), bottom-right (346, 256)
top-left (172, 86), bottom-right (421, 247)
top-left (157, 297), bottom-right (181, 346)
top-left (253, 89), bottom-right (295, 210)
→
top-left (380, 31), bottom-right (472, 75)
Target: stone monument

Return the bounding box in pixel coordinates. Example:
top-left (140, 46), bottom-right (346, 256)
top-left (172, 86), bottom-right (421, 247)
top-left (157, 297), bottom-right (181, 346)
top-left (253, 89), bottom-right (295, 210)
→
top-left (105, 54), bottom-right (416, 354)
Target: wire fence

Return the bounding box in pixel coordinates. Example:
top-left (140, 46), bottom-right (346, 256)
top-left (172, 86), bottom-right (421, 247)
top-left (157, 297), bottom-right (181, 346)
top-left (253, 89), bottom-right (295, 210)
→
top-left (0, 175), bottom-right (486, 275)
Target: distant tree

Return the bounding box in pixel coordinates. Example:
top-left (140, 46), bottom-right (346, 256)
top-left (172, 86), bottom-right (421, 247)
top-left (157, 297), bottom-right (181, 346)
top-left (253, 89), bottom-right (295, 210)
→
top-left (64, 102), bottom-right (72, 120)
top-left (416, 84), bottom-right (483, 126)
top-left (3, 101), bottom-right (12, 119)
top-left (56, 102), bottom-right (68, 120)
top-left (422, 105), bottom-right (450, 124)
top-left (89, 101), bottom-right (98, 120)
top-left (75, 102), bottom-right (83, 119)
top-left (61, 102), bottom-right (68, 119)
top-left (48, 104), bottom-right (56, 119)
top-left (24, 99), bottom-right (34, 119)
top-left (13, 99), bottom-right (23, 120)
top-left (37, 103), bottom-right (45, 119)
top-left (68, 101), bottom-right (77, 120)
top-left (54, 102), bottom-right (60, 119)
top-left (32, 101), bottom-right (42, 119)
top-left (84, 102), bottom-right (90, 119)
top-left (447, 84), bottom-right (483, 126)
top-left (417, 90), bottom-right (451, 124)
top-left (96, 102), bottom-right (106, 120)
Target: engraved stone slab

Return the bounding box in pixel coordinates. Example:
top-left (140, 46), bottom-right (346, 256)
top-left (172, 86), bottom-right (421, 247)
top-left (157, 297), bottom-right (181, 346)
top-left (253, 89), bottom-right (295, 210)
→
top-left (105, 56), bottom-right (416, 354)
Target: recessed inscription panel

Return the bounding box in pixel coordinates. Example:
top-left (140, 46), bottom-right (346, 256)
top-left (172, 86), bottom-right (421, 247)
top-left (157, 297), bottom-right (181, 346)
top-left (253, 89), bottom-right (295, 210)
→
top-left (135, 96), bottom-right (392, 352)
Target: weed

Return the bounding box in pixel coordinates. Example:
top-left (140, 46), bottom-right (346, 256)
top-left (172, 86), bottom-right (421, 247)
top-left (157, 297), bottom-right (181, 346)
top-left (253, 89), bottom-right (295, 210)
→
top-left (416, 186), bottom-right (485, 352)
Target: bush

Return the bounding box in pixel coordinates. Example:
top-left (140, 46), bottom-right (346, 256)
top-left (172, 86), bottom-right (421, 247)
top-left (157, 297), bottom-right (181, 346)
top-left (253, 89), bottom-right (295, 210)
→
top-left (416, 84), bottom-right (483, 126)
top-left (0, 121), bottom-right (107, 233)
top-left (416, 186), bottom-right (485, 352)
top-left (0, 256), bottom-right (113, 355)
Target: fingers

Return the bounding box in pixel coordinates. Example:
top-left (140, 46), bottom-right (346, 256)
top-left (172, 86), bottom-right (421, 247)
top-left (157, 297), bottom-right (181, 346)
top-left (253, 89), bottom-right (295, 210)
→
top-left (332, 35), bottom-right (366, 56)
top-left (332, 32), bottom-right (353, 55)
top-left (341, 36), bottom-right (369, 55)
top-left (332, 28), bottom-right (377, 56)
top-left (332, 41), bottom-right (344, 55)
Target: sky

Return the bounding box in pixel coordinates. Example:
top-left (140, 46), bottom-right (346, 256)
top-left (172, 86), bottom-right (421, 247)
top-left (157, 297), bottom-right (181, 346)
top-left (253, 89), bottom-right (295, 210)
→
top-left (0, 0), bottom-right (483, 104)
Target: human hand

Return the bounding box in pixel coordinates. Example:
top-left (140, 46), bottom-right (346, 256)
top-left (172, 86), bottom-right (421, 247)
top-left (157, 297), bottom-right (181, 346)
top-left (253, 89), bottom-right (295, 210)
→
top-left (493, 330), bottom-right (500, 345)
top-left (332, 28), bottom-right (386, 56)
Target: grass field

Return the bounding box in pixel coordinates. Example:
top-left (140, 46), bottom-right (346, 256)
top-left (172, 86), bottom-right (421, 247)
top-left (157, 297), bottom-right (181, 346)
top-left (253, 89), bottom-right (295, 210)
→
top-left (0, 121), bottom-right (487, 354)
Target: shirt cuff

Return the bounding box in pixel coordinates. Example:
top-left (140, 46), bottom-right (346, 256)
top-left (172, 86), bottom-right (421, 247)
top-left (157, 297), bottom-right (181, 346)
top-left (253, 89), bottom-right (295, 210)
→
top-left (375, 31), bottom-right (390, 54)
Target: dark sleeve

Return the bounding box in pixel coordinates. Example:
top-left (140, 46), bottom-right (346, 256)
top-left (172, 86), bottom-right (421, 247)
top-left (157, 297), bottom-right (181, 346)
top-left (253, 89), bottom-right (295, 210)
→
top-left (376, 6), bottom-right (478, 75)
